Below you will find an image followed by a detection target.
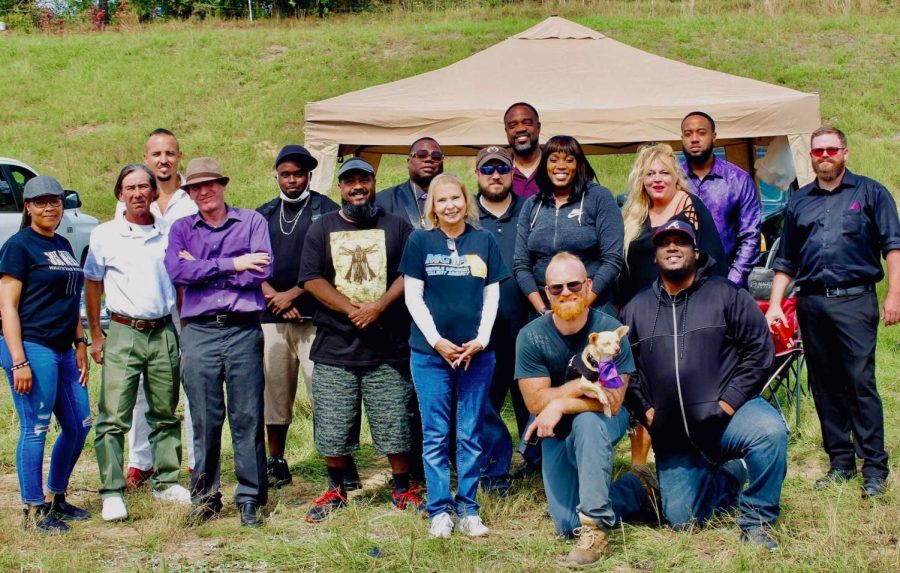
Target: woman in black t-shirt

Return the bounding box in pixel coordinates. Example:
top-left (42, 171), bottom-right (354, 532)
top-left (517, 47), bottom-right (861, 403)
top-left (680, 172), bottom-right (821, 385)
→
top-left (0, 176), bottom-right (91, 533)
top-left (400, 173), bottom-right (509, 539)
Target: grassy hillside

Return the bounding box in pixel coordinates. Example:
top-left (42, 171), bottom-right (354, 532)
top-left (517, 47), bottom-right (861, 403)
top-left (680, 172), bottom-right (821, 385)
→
top-left (0, 2), bottom-right (898, 571)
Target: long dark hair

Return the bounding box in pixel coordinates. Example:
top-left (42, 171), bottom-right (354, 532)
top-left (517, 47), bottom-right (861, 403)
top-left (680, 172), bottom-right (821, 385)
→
top-left (20, 199), bottom-right (62, 231)
top-left (534, 135), bottom-right (596, 205)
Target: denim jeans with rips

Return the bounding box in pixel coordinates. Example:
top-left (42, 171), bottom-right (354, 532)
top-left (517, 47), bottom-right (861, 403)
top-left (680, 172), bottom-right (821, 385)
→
top-left (1, 339), bottom-right (92, 506)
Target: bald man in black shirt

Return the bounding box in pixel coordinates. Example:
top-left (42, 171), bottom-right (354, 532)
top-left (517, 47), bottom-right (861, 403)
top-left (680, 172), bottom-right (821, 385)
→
top-left (767, 126), bottom-right (900, 499)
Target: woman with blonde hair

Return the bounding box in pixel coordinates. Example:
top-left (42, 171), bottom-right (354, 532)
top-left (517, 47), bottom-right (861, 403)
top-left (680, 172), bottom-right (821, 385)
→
top-left (617, 142), bottom-right (726, 304)
top-left (400, 173), bottom-right (509, 539)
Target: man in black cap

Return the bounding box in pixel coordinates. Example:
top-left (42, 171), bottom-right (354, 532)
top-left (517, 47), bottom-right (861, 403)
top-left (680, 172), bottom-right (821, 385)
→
top-left (256, 145), bottom-right (339, 489)
top-left (375, 137), bottom-right (444, 229)
top-left (621, 219), bottom-right (786, 550)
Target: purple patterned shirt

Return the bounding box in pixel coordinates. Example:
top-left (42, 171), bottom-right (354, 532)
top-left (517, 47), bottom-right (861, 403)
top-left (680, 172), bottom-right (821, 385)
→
top-left (683, 157), bottom-right (761, 285)
top-left (164, 206), bottom-right (273, 319)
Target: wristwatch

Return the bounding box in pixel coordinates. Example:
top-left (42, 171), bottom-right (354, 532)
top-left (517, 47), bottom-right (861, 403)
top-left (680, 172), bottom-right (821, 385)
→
top-left (74, 336), bottom-right (90, 347)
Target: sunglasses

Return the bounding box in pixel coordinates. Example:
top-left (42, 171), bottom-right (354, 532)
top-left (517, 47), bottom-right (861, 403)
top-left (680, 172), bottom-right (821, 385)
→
top-left (478, 164), bottom-right (512, 176)
top-left (810, 147), bottom-right (845, 158)
top-left (410, 150), bottom-right (444, 161)
top-left (546, 280), bottom-right (586, 296)
top-left (446, 238), bottom-right (460, 265)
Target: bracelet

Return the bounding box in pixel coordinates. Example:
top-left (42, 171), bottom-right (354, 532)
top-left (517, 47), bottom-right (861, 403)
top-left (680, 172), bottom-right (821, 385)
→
top-left (74, 336), bottom-right (90, 347)
top-left (11, 360), bottom-right (30, 371)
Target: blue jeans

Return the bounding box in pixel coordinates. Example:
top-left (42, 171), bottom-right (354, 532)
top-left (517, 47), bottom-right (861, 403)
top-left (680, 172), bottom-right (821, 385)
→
top-left (656, 397), bottom-right (788, 531)
top-left (411, 349), bottom-right (494, 518)
top-left (1, 339), bottom-right (92, 506)
top-left (541, 409), bottom-right (647, 535)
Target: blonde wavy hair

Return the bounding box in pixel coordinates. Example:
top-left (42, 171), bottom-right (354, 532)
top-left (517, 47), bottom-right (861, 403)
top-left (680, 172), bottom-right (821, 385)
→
top-left (621, 143), bottom-right (692, 257)
top-left (423, 173), bottom-right (480, 230)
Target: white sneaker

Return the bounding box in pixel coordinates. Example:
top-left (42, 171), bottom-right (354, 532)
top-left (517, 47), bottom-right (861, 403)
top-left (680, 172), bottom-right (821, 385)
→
top-left (101, 495), bottom-right (128, 521)
top-left (152, 484), bottom-right (191, 505)
top-left (428, 512), bottom-right (454, 539)
top-left (456, 515), bottom-right (489, 537)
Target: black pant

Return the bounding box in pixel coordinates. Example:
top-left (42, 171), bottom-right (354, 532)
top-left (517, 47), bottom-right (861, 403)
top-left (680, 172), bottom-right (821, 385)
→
top-left (797, 292), bottom-right (889, 479)
top-left (181, 320), bottom-right (268, 505)
top-left (488, 331), bottom-right (531, 453)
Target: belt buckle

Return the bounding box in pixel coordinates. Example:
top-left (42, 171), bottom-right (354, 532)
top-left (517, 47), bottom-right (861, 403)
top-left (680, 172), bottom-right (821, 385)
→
top-left (133, 319), bottom-right (150, 331)
top-left (215, 314), bottom-right (228, 325)
top-left (825, 288), bottom-right (843, 298)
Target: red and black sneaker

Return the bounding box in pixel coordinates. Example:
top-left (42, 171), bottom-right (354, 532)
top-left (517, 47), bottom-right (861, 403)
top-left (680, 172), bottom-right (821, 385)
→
top-left (125, 467), bottom-right (154, 489)
top-left (391, 486), bottom-right (426, 516)
top-left (305, 487), bottom-right (348, 523)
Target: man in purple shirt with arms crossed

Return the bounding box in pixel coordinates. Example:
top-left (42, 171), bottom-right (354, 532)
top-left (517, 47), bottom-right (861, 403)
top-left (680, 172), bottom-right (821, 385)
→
top-left (164, 157), bottom-right (273, 528)
top-left (681, 111), bottom-right (761, 286)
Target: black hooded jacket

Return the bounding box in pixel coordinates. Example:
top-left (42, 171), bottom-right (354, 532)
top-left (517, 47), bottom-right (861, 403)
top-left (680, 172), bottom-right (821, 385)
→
top-left (620, 255), bottom-right (774, 459)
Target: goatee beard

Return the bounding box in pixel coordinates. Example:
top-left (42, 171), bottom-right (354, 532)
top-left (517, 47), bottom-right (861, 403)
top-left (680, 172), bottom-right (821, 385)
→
top-left (551, 298), bottom-right (589, 321)
top-left (514, 140), bottom-right (535, 153)
top-left (685, 146), bottom-right (713, 165)
top-left (342, 200), bottom-right (378, 222)
top-left (660, 266), bottom-right (693, 283)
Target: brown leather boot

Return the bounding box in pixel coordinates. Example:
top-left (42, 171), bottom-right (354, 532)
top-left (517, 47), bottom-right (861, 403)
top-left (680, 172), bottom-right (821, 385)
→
top-left (561, 512), bottom-right (609, 568)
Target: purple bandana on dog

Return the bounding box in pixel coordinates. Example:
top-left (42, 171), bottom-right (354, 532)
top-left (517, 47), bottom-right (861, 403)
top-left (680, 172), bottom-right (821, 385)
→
top-left (597, 361), bottom-right (624, 389)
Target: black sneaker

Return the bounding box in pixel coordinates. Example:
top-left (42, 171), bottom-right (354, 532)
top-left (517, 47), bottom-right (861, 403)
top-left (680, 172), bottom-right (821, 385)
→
top-left (266, 456), bottom-right (293, 489)
top-left (862, 476), bottom-right (887, 498)
top-left (305, 486), bottom-right (347, 523)
top-left (187, 501), bottom-right (222, 525)
top-left (814, 469), bottom-right (857, 489)
top-left (49, 493), bottom-right (90, 521)
top-left (23, 504), bottom-right (69, 534)
top-left (741, 526), bottom-right (779, 551)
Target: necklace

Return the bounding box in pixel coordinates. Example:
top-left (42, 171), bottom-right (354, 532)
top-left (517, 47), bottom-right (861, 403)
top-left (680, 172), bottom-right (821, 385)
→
top-left (279, 197), bottom-right (308, 236)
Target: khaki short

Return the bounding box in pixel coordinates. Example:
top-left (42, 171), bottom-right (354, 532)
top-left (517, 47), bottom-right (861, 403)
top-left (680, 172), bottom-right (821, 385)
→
top-left (262, 321), bottom-right (316, 425)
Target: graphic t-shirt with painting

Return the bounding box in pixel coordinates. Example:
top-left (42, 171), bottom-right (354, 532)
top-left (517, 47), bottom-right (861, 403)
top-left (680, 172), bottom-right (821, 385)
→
top-left (398, 224), bottom-right (509, 356)
top-left (0, 228), bottom-right (85, 352)
top-left (298, 209), bottom-right (413, 367)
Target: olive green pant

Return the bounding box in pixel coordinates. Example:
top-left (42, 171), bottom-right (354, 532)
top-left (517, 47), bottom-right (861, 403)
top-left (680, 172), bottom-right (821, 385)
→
top-left (94, 321), bottom-right (182, 496)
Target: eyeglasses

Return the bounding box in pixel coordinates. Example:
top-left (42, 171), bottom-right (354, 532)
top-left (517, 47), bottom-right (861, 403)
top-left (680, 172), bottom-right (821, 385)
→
top-left (446, 238), bottom-right (460, 265)
top-left (410, 150), bottom-right (444, 161)
top-left (29, 197), bottom-right (63, 209)
top-left (478, 164), bottom-right (512, 176)
top-left (810, 147), bottom-right (845, 158)
top-left (546, 280), bottom-right (586, 296)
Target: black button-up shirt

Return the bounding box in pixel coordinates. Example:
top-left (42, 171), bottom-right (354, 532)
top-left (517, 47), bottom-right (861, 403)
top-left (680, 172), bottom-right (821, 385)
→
top-left (476, 192), bottom-right (528, 335)
top-left (773, 169), bottom-right (900, 287)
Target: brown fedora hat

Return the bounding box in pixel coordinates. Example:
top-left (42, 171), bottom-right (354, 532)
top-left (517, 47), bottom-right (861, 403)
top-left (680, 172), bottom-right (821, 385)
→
top-left (180, 157), bottom-right (230, 190)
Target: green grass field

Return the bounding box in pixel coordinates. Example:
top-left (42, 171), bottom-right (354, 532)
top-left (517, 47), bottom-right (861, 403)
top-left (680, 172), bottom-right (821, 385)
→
top-left (1, 1), bottom-right (899, 571)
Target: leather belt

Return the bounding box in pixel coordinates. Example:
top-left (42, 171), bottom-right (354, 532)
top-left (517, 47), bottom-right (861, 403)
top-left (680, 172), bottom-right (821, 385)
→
top-left (800, 283), bottom-right (875, 298)
top-left (190, 312), bottom-right (260, 326)
top-left (110, 312), bottom-right (172, 332)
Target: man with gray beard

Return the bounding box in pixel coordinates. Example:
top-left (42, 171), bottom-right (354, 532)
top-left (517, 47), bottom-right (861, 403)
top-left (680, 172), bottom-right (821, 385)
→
top-left (503, 102), bottom-right (542, 198)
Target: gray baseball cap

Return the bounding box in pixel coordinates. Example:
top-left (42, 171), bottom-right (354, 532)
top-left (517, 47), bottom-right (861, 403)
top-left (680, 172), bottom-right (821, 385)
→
top-left (23, 176), bottom-right (65, 201)
top-left (337, 158), bottom-right (375, 180)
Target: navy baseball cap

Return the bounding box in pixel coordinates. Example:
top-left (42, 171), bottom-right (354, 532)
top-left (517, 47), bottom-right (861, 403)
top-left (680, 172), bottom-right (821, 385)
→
top-left (275, 144), bottom-right (318, 171)
top-left (651, 219), bottom-right (697, 246)
top-left (337, 158), bottom-right (375, 180)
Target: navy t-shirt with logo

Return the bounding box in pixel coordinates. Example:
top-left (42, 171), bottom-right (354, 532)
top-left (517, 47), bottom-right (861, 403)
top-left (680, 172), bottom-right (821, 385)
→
top-left (399, 224), bottom-right (509, 355)
top-left (0, 228), bottom-right (85, 352)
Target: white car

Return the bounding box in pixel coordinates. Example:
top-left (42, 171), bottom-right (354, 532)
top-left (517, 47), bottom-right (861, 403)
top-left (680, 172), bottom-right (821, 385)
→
top-left (0, 157), bottom-right (99, 264)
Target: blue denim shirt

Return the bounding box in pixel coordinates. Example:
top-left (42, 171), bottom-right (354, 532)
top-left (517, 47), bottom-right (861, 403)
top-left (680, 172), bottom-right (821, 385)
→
top-left (683, 158), bottom-right (761, 286)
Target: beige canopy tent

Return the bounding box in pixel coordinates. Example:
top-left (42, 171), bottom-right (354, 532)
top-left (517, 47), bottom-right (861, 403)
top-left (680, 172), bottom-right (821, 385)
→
top-left (303, 16), bottom-right (820, 192)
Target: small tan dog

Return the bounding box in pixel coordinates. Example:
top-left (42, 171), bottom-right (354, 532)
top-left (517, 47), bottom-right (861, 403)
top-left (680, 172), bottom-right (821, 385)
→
top-left (565, 325), bottom-right (630, 417)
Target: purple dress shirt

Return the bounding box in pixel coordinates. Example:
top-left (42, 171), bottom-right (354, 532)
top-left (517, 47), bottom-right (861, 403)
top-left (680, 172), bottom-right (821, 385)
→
top-left (164, 206), bottom-right (273, 319)
top-left (683, 157), bottom-right (761, 285)
top-left (512, 164), bottom-right (539, 198)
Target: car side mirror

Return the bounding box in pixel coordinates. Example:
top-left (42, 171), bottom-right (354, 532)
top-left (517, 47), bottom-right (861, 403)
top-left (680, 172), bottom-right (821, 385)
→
top-left (64, 190), bottom-right (82, 210)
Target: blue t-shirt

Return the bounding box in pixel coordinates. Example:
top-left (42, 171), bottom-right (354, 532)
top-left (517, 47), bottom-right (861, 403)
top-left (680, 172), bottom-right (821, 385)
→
top-left (399, 224), bottom-right (510, 355)
top-left (0, 228), bottom-right (84, 352)
top-left (515, 308), bottom-right (636, 438)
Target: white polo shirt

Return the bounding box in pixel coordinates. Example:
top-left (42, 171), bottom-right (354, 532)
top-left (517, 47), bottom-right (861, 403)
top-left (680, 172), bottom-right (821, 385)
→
top-left (83, 217), bottom-right (177, 320)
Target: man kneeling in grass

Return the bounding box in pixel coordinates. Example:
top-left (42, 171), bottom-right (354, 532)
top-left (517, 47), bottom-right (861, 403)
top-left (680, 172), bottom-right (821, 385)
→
top-left (620, 221), bottom-right (787, 551)
top-left (516, 252), bottom-right (659, 568)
